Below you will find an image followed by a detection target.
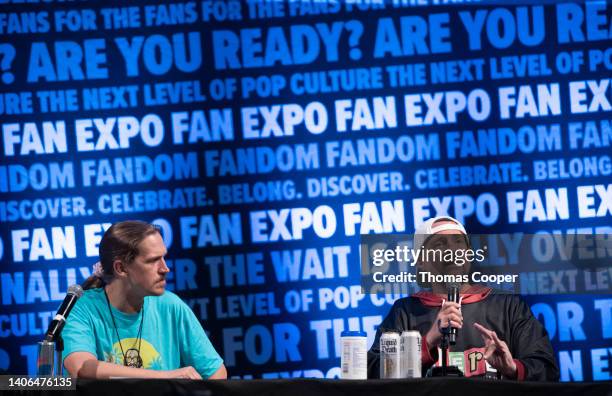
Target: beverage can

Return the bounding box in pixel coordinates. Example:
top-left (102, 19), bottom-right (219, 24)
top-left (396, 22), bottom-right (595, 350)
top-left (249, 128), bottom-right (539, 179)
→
top-left (380, 332), bottom-right (401, 379)
top-left (400, 331), bottom-right (422, 378)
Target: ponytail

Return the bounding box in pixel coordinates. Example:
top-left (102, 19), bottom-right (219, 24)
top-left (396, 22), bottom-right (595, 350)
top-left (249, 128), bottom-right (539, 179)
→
top-left (82, 262), bottom-right (106, 290)
top-left (82, 275), bottom-right (104, 290)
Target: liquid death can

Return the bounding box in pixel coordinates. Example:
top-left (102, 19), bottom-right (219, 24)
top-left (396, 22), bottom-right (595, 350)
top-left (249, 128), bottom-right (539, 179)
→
top-left (400, 331), bottom-right (422, 378)
top-left (380, 332), bottom-right (401, 378)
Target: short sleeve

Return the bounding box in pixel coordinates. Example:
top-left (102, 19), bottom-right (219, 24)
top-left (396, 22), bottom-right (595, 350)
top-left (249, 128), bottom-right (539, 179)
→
top-left (176, 299), bottom-right (223, 378)
top-left (62, 299), bottom-right (97, 366)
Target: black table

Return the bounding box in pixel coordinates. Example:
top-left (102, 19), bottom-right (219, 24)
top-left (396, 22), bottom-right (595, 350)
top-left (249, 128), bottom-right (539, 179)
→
top-left (49, 378), bottom-right (611, 396)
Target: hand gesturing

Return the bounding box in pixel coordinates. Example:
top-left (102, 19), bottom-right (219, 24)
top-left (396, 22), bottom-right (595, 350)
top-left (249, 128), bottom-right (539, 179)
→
top-left (473, 322), bottom-right (517, 379)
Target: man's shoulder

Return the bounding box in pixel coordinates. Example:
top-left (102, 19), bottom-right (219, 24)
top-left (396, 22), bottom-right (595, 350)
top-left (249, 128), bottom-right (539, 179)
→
top-left (78, 288), bottom-right (105, 306)
top-left (466, 292), bottom-right (531, 319)
top-left (391, 296), bottom-right (425, 311)
top-left (67, 288), bottom-right (105, 321)
top-left (147, 291), bottom-right (195, 325)
top-left (483, 291), bottom-right (526, 307)
top-left (150, 290), bottom-right (186, 309)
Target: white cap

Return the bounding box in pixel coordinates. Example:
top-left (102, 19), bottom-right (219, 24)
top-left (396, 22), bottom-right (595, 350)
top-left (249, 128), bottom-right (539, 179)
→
top-left (413, 216), bottom-right (467, 249)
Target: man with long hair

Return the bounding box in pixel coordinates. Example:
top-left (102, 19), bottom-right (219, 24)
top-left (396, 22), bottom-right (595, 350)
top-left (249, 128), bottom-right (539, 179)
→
top-left (62, 220), bottom-right (227, 379)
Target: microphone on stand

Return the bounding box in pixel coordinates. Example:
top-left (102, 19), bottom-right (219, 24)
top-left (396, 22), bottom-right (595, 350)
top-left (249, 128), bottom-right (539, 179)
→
top-left (447, 283), bottom-right (460, 345)
top-left (44, 284), bottom-right (83, 342)
top-left (430, 282), bottom-right (464, 377)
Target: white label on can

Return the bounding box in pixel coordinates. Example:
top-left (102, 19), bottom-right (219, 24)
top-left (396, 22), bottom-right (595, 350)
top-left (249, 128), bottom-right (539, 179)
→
top-left (341, 337), bottom-right (367, 379)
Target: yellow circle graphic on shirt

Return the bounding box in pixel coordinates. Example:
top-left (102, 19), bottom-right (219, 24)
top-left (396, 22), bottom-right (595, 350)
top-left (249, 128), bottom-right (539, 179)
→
top-left (108, 339), bottom-right (162, 369)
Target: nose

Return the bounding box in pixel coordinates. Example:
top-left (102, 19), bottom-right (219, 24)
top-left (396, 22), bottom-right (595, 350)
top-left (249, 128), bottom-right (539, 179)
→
top-left (159, 258), bottom-right (170, 274)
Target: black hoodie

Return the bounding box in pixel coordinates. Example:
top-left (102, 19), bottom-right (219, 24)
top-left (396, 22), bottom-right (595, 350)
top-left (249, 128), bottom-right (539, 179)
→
top-left (367, 289), bottom-right (560, 381)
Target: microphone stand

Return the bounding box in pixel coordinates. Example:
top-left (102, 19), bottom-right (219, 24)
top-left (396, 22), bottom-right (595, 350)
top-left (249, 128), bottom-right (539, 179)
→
top-left (37, 284), bottom-right (82, 376)
top-left (37, 334), bottom-right (64, 376)
top-left (430, 319), bottom-right (463, 377)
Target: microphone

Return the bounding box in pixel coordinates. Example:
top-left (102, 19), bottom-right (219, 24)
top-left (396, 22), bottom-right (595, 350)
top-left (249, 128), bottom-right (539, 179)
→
top-left (44, 284), bottom-right (83, 342)
top-left (447, 283), bottom-right (460, 345)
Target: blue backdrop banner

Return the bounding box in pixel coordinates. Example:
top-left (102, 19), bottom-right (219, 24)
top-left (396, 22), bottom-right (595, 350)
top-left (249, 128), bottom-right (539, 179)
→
top-left (0, 0), bottom-right (610, 382)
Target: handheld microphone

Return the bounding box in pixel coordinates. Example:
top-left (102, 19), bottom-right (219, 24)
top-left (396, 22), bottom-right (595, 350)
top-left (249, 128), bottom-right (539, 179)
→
top-left (447, 283), bottom-right (460, 345)
top-left (45, 284), bottom-right (83, 342)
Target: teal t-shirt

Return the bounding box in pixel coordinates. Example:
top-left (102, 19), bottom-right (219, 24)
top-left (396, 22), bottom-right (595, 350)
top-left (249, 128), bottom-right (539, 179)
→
top-left (62, 288), bottom-right (223, 378)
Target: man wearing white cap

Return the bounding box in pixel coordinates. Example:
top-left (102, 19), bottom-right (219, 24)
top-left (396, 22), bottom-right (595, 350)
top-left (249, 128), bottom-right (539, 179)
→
top-left (367, 216), bottom-right (559, 381)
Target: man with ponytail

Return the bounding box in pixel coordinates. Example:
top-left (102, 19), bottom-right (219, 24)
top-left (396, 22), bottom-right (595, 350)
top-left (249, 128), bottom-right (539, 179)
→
top-left (62, 220), bottom-right (227, 379)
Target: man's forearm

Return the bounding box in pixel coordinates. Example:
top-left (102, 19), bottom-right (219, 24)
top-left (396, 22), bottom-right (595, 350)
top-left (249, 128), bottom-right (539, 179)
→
top-left (78, 359), bottom-right (164, 379)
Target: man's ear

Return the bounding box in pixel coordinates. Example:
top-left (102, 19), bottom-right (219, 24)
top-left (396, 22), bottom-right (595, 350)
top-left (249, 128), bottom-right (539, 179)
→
top-left (112, 260), bottom-right (127, 277)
